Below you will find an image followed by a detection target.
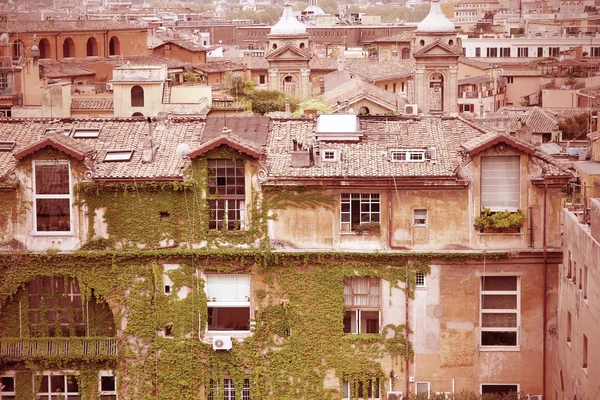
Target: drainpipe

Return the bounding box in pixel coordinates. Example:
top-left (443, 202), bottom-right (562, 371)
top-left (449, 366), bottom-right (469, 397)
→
top-left (387, 182), bottom-right (410, 398)
top-left (542, 178), bottom-right (548, 399)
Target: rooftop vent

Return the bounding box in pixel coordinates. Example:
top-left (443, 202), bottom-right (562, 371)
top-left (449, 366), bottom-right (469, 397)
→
top-left (0, 140), bottom-right (15, 151)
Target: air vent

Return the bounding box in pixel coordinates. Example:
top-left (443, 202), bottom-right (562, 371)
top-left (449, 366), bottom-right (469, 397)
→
top-left (0, 140), bottom-right (15, 151)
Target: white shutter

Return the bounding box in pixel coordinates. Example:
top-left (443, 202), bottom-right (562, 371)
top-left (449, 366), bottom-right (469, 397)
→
top-left (481, 156), bottom-right (520, 212)
top-left (206, 274), bottom-right (250, 304)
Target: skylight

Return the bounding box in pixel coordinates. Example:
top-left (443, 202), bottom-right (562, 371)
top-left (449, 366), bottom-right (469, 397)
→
top-left (72, 128), bottom-right (101, 138)
top-left (45, 127), bottom-right (72, 135)
top-left (0, 140), bottom-right (15, 151)
top-left (104, 150), bottom-right (134, 162)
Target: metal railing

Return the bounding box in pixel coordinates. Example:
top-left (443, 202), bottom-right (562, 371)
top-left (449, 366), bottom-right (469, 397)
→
top-left (0, 337), bottom-right (117, 359)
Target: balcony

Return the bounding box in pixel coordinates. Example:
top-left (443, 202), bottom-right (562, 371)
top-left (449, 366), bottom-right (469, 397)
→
top-left (0, 337), bottom-right (117, 361)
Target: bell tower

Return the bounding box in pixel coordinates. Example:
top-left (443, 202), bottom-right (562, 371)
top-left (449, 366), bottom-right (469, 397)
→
top-left (412, 0), bottom-right (461, 116)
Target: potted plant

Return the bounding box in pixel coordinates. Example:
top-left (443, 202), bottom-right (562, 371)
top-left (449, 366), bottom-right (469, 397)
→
top-left (353, 222), bottom-right (381, 235)
top-left (474, 208), bottom-right (525, 233)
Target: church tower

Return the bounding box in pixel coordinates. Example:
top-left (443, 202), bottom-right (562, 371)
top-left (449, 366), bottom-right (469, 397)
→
top-left (265, 5), bottom-right (312, 99)
top-left (412, 0), bottom-right (461, 116)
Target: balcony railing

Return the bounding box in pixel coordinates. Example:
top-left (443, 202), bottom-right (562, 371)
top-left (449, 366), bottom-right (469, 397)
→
top-left (0, 337), bottom-right (117, 360)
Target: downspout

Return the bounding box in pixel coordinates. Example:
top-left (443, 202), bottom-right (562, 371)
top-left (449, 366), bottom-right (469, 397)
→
top-left (542, 178), bottom-right (548, 399)
top-left (387, 181), bottom-right (410, 398)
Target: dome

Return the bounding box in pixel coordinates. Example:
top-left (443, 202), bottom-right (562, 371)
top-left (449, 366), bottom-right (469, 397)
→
top-left (417, 0), bottom-right (455, 32)
top-left (215, 4), bottom-right (225, 13)
top-left (304, 4), bottom-right (325, 15)
top-left (270, 5), bottom-right (306, 35)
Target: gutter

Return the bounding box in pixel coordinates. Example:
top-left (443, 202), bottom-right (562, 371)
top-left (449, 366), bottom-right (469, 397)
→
top-left (542, 178), bottom-right (548, 399)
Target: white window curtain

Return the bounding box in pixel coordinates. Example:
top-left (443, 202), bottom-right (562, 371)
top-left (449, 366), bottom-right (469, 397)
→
top-left (481, 156), bottom-right (520, 212)
top-left (344, 277), bottom-right (380, 307)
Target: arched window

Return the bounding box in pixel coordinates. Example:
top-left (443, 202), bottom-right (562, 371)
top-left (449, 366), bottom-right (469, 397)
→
top-left (358, 106), bottom-right (370, 115)
top-left (86, 37), bottom-right (98, 57)
top-left (132, 112), bottom-right (144, 117)
top-left (62, 37), bottom-right (75, 58)
top-left (131, 85), bottom-right (144, 107)
top-left (109, 36), bottom-right (120, 56)
top-left (419, 39), bottom-right (425, 47)
top-left (39, 38), bottom-right (51, 59)
top-left (401, 48), bottom-right (410, 59)
top-left (272, 43), bottom-right (277, 50)
top-left (12, 39), bottom-right (23, 60)
top-left (299, 42), bottom-right (305, 49)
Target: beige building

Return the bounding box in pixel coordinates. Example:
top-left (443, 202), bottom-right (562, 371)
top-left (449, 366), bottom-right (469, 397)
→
top-left (556, 200), bottom-right (600, 399)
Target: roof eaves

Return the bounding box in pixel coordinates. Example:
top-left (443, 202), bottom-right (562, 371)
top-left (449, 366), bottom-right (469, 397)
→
top-left (188, 135), bottom-right (262, 159)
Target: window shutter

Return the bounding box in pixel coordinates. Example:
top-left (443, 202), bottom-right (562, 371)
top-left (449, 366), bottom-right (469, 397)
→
top-left (481, 156), bottom-right (520, 211)
top-left (206, 274), bottom-right (250, 303)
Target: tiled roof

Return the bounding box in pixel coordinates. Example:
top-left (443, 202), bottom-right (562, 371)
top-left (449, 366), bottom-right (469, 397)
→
top-left (0, 116), bottom-right (571, 182)
top-left (309, 57), bottom-right (339, 71)
top-left (499, 106), bottom-right (597, 132)
top-left (71, 99), bottom-right (114, 110)
top-left (40, 60), bottom-right (96, 79)
top-left (373, 31), bottom-right (415, 43)
top-left (472, 57), bottom-right (539, 66)
top-left (458, 56), bottom-right (492, 70)
top-left (501, 69), bottom-right (542, 77)
top-left (7, 19), bottom-right (142, 33)
top-left (194, 60), bottom-right (247, 73)
top-left (73, 55), bottom-right (185, 69)
top-left (344, 59), bottom-right (415, 82)
top-left (156, 40), bottom-right (208, 52)
top-left (322, 78), bottom-right (401, 112)
top-left (458, 75), bottom-right (491, 85)
top-left (524, 107), bottom-right (559, 133)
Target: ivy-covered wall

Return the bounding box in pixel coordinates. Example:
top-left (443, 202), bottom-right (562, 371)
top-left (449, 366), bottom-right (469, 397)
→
top-left (0, 250), bottom-right (490, 400)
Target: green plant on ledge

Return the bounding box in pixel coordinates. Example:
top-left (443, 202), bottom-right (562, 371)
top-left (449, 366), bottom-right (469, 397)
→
top-left (353, 222), bottom-right (381, 234)
top-left (474, 208), bottom-right (525, 232)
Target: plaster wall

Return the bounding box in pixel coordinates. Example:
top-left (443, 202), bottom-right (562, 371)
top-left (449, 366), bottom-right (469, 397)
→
top-left (153, 45), bottom-right (206, 64)
top-left (113, 82), bottom-right (163, 117)
top-left (503, 76), bottom-right (541, 106)
top-left (554, 208), bottom-right (600, 399)
top-left (169, 85), bottom-right (212, 105)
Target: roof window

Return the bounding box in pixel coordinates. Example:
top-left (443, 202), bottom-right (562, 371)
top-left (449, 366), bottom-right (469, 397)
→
top-left (72, 128), bottom-right (101, 138)
top-left (0, 140), bottom-right (15, 151)
top-left (104, 149), bottom-right (134, 162)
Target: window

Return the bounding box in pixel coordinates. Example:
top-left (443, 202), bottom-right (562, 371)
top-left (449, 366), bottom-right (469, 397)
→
top-left (583, 334), bottom-right (588, 370)
top-left (206, 274), bottom-right (251, 331)
top-left (460, 103), bottom-right (473, 113)
top-left (1, 375), bottom-right (15, 400)
top-left (573, 261), bottom-right (577, 284)
top-left (99, 371), bottom-right (117, 400)
top-left (550, 47), bottom-right (559, 57)
top-left (567, 311), bottom-right (572, 343)
top-left (0, 140), bottom-right (15, 151)
top-left (506, 76), bottom-right (514, 84)
top-left (481, 385), bottom-right (518, 395)
top-left (486, 48), bottom-right (497, 57)
top-left (342, 379), bottom-right (379, 399)
top-left (104, 150), bottom-right (134, 162)
top-left (583, 265), bottom-right (588, 300)
top-left (259, 75), bottom-right (266, 84)
top-left (416, 382), bottom-right (430, 397)
top-left (34, 161), bottom-right (72, 232)
top-left (480, 276), bottom-right (519, 347)
top-left (37, 373), bottom-right (80, 399)
top-left (208, 159), bottom-right (246, 231)
top-left (592, 47), bottom-right (600, 57)
top-left (208, 378), bottom-right (250, 400)
top-left (344, 277), bottom-right (380, 334)
top-left (72, 128), bottom-right (101, 138)
top-left (340, 193), bottom-right (380, 232)
top-left (415, 272), bottom-right (426, 288)
top-left (481, 156), bottom-right (520, 212)
top-left (0, 73), bottom-right (7, 89)
top-left (501, 47), bottom-right (510, 57)
top-left (322, 149), bottom-right (339, 162)
top-left (517, 47), bottom-right (528, 57)
top-left (413, 209), bottom-right (428, 226)
top-left (131, 85), bottom-right (144, 107)
top-left (29, 276), bottom-right (84, 337)
top-left (475, 47), bottom-right (481, 57)
top-left (578, 266), bottom-right (582, 290)
top-left (86, 37), bottom-right (99, 56)
top-left (389, 149), bottom-right (426, 162)
top-left (567, 251), bottom-right (572, 278)
top-left (537, 47), bottom-right (544, 57)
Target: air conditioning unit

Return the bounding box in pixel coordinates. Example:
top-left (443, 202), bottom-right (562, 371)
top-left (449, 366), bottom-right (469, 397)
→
top-left (528, 395), bottom-right (542, 400)
top-left (404, 104), bottom-right (418, 116)
top-left (387, 391), bottom-right (403, 400)
top-left (105, 82), bottom-right (114, 91)
top-left (212, 336), bottom-right (232, 351)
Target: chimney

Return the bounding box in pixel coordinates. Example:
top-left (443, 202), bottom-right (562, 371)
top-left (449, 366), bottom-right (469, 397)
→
top-left (142, 117), bottom-right (155, 163)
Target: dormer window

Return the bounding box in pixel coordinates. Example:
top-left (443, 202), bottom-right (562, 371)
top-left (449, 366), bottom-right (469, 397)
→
top-left (33, 161), bottom-right (72, 233)
top-left (104, 150), bottom-right (134, 162)
top-left (389, 149), bottom-right (426, 162)
top-left (322, 149), bottom-right (340, 162)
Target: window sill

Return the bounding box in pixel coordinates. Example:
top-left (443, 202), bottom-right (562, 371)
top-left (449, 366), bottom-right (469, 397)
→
top-left (340, 231), bottom-right (381, 236)
top-left (479, 346), bottom-right (521, 352)
top-left (30, 231), bottom-right (75, 237)
top-left (477, 230), bottom-right (523, 235)
top-left (205, 331), bottom-right (251, 339)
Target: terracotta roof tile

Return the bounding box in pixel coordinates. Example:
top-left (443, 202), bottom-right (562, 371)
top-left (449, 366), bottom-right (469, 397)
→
top-left (40, 60), bottom-right (96, 79)
top-left (501, 69), bottom-right (542, 77)
top-left (71, 99), bottom-right (114, 110)
top-left (8, 19), bottom-right (142, 33)
top-left (344, 59), bottom-right (415, 82)
top-left (373, 31), bottom-right (415, 43)
top-left (322, 78), bottom-right (402, 112)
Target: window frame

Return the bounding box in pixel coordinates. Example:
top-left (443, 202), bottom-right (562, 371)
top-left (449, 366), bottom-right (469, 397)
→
top-left (413, 209), bottom-right (428, 226)
top-left (99, 370), bottom-right (118, 400)
top-left (415, 272), bottom-right (426, 288)
top-left (131, 85), bottom-right (145, 107)
top-left (416, 382), bottom-right (430, 398)
top-left (340, 193), bottom-right (380, 232)
top-left (480, 275), bottom-right (520, 349)
top-left (0, 72), bottom-right (8, 89)
top-left (205, 273), bottom-right (252, 334)
top-left (208, 159), bottom-right (247, 231)
top-left (342, 379), bottom-right (380, 400)
top-left (343, 277), bottom-right (381, 334)
top-left (36, 371), bottom-right (80, 400)
top-left (208, 378), bottom-right (251, 400)
top-left (322, 149), bottom-right (340, 162)
top-left (32, 160), bottom-right (73, 235)
top-left (0, 373), bottom-right (16, 400)
top-left (389, 149), bottom-right (426, 162)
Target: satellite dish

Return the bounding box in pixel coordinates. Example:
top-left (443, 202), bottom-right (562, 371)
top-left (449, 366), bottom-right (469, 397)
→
top-left (176, 143), bottom-right (191, 157)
